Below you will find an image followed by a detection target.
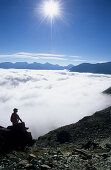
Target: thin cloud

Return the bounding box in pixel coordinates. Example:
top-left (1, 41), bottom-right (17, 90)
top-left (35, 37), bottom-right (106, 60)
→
top-left (0, 52), bottom-right (66, 59)
top-left (71, 59), bottom-right (87, 62)
top-left (70, 56), bottom-right (81, 58)
top-left (96, 61), bottom-right (109, 64)
top-left (39, 56), bottom-right (67, 60)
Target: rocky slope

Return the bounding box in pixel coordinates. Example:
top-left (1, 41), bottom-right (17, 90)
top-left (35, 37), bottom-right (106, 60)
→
top-left (0, 106), bottom-right (111, 169)
top-left (36, 106), bottom-right (111, 147)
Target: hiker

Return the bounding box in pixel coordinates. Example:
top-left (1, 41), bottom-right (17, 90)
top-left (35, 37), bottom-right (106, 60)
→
top-left (10, 108), bottom-right (29, 130)
top-left (10, 108), bottom-right (23, 125)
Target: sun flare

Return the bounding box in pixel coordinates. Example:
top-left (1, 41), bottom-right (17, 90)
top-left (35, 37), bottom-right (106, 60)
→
top-left (38, 0), bottom-right (63, 27)
top-left (43, 0), bottom-right (60, 19)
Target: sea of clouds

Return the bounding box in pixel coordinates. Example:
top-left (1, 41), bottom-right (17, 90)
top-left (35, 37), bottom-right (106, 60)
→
top-left (0, 69), bottom-right (111, 138)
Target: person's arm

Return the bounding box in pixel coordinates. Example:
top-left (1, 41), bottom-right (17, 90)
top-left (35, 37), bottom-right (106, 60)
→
top-left (19, 117), bottom-right (23, 123)
top-left (17, 114), bottom-right (23, 123)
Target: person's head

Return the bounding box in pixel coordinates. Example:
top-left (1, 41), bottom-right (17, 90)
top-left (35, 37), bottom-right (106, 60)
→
top-left (13, 108), bottom-right (18, 113)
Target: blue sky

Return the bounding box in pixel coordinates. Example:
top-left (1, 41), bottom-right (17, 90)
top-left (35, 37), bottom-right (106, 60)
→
top-left (0, 0), bottom-right (111, 65)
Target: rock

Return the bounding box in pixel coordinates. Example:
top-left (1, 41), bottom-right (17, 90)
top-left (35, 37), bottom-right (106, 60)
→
top-left (25, 163), bottom-right (35, 169)
top-left (85, 167), bottom-right (97, 170)
top-left (57, 150), bottom-right (62, 155)
top-left (99, 153), bottom-right (109, 159)
top-left (0, 127), bottom-right (11, 154)
top-left (56, 130), bottom-right (71, 144)
top-left (0, 123), bottom-right (35, 155)
top-left (106, 144), bottom-right (111, 150)
top-left (0, 166), bottom-right (4, 169)
top-left (30, 159), bottom-right (38, 166)
top-left (41, 164), bottom-right (51, 169)
top-left (28, 153), bottom-right (37, 161)
top-left (17, 160), bottom-right (29, 168)
top-left (82, 141), bottom-right (100, 150)
top-left (72, 149), bottom-right (92, 160)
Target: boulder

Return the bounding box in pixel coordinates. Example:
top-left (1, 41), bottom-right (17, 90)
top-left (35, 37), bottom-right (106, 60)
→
top-left (0, 123), bottom-right (35, 155)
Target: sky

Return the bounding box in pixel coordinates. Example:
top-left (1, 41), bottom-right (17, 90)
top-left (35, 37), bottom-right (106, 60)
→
top-left (0, 0), bottom-right (111, 65)
top-left (0, 69), bottom-right (111, 138)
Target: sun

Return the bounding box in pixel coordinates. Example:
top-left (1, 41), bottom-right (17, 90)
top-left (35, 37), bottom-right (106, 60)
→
top-left (37, 0), bottom-right (63, 26)
top-left (43, 0), bottom-right (60, 19)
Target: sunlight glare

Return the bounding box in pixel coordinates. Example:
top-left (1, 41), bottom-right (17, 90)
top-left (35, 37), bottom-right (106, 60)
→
top-left (43, 0), bottom-right (60, 19)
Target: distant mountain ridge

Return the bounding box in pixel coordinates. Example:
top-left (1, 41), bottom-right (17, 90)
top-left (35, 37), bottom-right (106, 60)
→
top-left (0, 62), bottom-right (74, 70)
top-left (1, 61), bottom-right (111, 74)
top-left (70, 62), bottom-right (111, 74)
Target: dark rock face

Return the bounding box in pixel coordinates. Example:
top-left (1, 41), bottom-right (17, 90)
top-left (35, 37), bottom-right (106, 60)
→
top-left (56, 130), bottom-right (71, 144)
top-left (81, 141), bottom-right (101, 150)
top-left (103, 87), bottom-right (111, 95)
top-left (0, 123), bottom-right (34, 155)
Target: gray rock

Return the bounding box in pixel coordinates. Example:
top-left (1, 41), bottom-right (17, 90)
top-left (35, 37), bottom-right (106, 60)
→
top-left (17, 159), bottom-right (29, 168)
top-left (41, 164), bottom-right (51, 169)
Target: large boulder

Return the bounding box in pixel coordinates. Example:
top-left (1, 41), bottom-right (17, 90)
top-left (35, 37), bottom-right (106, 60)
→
top-left (0, 123), bottom-right (34, 155)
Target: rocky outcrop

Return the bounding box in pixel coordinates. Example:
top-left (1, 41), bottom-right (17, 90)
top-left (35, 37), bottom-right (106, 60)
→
top-left (103, 87), bottom-right (111, 95)
top-left (0, 123), bottom-right (35, 155)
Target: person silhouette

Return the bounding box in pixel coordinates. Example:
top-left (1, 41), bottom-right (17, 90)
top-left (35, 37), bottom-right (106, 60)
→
top-left (10, 108), bottom-right (29, 130)
top-left (10, 108), bottom-right (23, 125)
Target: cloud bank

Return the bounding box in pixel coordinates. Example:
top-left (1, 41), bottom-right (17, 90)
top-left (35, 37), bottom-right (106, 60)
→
top-left (0, 69), bottom-right (111, 138)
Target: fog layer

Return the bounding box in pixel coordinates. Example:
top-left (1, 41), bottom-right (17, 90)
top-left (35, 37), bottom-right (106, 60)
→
top-left (0, 69), bottom-right (111, 138)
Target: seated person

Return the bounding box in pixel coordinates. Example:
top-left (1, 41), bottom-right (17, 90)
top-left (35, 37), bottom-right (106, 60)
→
top-left (10, 108), bottom-right (29, 131)
top-left (10, 108), bottom-right (23, 125)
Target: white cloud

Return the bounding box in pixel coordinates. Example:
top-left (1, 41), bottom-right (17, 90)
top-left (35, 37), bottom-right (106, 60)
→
top-left (71, 59), bottom-right (87, 62)
top-left (39, 56), bottom-right (67, 60)
top-left (16, 52), bottom-right (66, 57)
top-left (0, 52), bottom-right (66, 60)
top-left (0, 69), bottom-right (111, 139)
top-left (70, 56), bottom-right (81, 58)
top-left (85, 60), bottom-right (110, 64)
top-left (96, 61), bottom-right (109, 64)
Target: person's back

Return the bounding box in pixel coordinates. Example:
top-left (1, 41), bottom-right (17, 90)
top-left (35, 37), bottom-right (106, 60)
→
top-left (11, 112), bottom-right (19, 124)
top-left (10, 108), bottom-right (22, 125)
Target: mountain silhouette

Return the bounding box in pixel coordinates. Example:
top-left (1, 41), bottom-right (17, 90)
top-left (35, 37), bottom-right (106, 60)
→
top-left (0, 62), bottom-right (74, 70)
top-left (1, 61), bottom-right (111, 74)
top-left (70, 62), bottom-right (111, 74)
